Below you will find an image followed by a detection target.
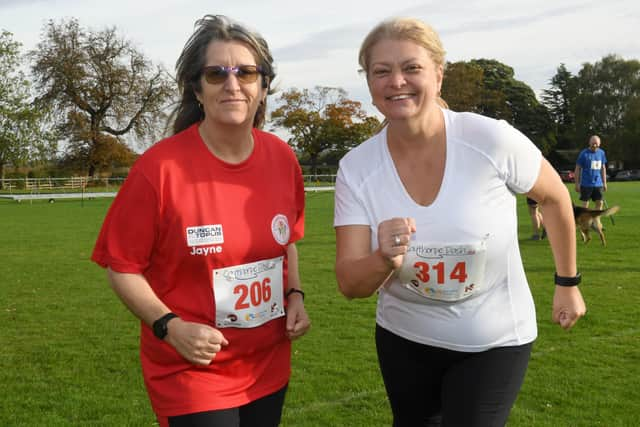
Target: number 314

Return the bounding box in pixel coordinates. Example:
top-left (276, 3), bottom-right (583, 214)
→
top-left (413, 261), bottom-right (468, 284)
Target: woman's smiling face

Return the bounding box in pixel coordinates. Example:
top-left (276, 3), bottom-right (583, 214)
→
top-left (367, 38), bottom-right (443, 122)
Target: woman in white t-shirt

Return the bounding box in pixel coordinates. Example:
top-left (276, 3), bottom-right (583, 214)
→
top-left (333, 17), bottom-right (586, 426)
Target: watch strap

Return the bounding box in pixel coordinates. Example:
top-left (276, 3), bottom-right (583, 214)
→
top-left (554, 272), bottom-right (581, 287)
top-left (285, 288), bottom-right (305, 301)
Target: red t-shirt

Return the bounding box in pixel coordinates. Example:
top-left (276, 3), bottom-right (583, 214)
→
top-left (91, 124), bottom-right (305, 416)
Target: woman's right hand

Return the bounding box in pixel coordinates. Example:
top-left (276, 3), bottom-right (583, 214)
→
top-left (377, 217), bottom-right (416, 270)
top-left (165, 318), bottom-right (229, 366)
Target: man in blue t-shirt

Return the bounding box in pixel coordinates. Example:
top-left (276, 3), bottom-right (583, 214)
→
top-left (574, 135), bottom-right (607, 210)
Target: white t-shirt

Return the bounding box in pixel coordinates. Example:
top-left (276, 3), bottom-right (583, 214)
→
top-left (334, 109), bottom-right (542, 352)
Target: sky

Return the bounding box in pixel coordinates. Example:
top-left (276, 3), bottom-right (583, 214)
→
top-left (1, 0), bottom-right (639, 119)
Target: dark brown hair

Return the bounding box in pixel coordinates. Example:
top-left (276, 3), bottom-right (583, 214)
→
top-left (172, 15), bottom-right (276, 134)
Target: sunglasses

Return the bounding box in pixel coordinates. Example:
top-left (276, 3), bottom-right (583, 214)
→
top-left (201, 65), bottom-right (264, 85)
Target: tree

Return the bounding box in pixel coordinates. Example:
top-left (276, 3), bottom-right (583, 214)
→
top-left (441, 61), bottom-right (484, 113)
top-left (270, 86), bottom-right (380, 174)
top-left (618, 97), bottom-right (640, 167)
top-left (57, 111), bottom-right (138, 173)
top-left (443, 59), bottom-right (555, 154)
top-left (0, 30), bottom-right (55, 184)
top-left (468, 59), bottom-right (514, 121)
top-left (541, 64), bottom-right (578, 149)
top-left (470, 59), bottom-right (556, 154)
top-left (29, 19), bottom-right (175, 176)
top-left (573, 54), bottom-right (640, 165)
top-left (506, 79), bottom-right (556, 155)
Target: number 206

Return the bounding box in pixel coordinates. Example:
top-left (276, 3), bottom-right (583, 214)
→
top-left (234, 278), bottom-right (272, 309)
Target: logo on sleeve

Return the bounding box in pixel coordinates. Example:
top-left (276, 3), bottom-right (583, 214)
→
top-left (186, 224), bottom-right (224, 247)
top-left (271, 214), bottom-right (290, 245)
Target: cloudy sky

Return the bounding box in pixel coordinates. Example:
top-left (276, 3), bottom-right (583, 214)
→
top-left (2, 0), bottom-right (638, 118)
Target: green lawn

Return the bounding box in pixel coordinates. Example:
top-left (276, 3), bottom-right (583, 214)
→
top-left (1, 183), bottom-right (638, 426)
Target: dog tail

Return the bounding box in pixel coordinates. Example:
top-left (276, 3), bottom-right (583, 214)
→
top-left (601, 205), bottom-right (620, 217)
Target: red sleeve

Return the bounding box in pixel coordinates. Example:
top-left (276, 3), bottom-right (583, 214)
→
top-left (290, 151), bottom-right (305, 243)
top-left (91, 168), bottom-right (159, 273)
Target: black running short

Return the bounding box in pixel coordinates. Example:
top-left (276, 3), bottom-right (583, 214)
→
top-left (376, 324), bottom-right (532, 427)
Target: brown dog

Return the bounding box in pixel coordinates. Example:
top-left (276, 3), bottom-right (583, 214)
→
top-left (573, 205), bottom-right (620, 246)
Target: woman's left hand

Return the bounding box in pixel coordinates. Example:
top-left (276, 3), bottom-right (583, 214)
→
top-left (552, 286), bottom-right (587, 330)
top-left (285, 293), bottom-right (310, 340)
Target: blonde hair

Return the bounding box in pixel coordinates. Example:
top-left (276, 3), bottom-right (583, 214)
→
top-left (358, 17), bottom-right (448, 111)
top-left (359, 17), bottom-right (445, 72)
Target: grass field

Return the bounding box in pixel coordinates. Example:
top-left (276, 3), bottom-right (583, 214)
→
top-left (1, 183), bottom-right (639, 426)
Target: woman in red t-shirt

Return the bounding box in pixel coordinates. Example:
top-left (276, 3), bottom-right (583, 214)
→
top-left (92, 14), bottom-right (310, 427)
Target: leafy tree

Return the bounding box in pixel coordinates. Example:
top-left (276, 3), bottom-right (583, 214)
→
top-left (541, 64), bottom-right (578, 149)
top-left (617, 97), bottom-right (640, 167)
top-left (0, 30), bottom-right (55, 184)
top-left (506, 80), bottom-right (556, 155)
top-left (57, 111), bottom-right (137, 173)
top-left (468, 59), bottom-right (514, 121)
top-left (270, 86), bottom-right (380, 174)
top-left (443, 59), bottom-right (555, 154)
top-left (29, 19), bottom-right (175, 176)
top-left (573, 54), bottom-right (640, 165)
top-left (470, 59), bottom-right (556, 154)
top-left (441, 61), bottom-right (484, 113)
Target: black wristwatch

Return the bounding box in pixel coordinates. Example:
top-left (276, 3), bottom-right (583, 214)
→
top-left (286, 288), bottom-right (305, 301)
top-left (152, 312), bottom-right (178, 340)
top-left (554, 272), bottom-right (582, 287)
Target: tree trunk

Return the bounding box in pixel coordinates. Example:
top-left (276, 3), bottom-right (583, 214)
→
top-left (88, 130), bottom-right (100, 177)
top-left (310, 155), bottom-right (319, 177)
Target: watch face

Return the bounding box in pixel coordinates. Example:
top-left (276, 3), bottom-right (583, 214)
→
top-left (154, 323), bottom-right (165, 338)
top-left (153, 313), bottom-right (176, 339)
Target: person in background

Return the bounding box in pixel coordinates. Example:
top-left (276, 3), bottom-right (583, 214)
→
top-left (333, 17), bottom-right (586, 426)
top-left (527, 197), bottom-right (545, 240)
top-left (575, 134), bottom-right (607, 213)
top-left (92, 14), bottom-right (309, 427)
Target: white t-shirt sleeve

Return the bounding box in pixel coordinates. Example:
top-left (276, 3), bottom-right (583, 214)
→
top-left (334, 165), bottom-right (370, 227)
top-left (491, 119), bottom-right (543, 194)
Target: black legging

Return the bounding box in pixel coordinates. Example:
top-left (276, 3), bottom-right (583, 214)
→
top-left (168, 384), bottom-right (288, 427)
top-left (376, 324), bottom-right (532, 427)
